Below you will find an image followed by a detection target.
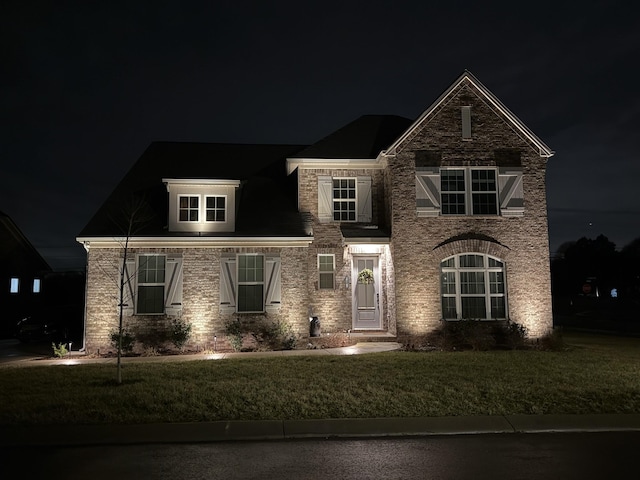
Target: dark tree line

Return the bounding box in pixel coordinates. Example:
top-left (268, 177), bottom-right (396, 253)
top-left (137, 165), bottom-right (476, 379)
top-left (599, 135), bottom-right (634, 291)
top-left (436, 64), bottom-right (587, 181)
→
top-left (551, 234), bottom-right (640, 301)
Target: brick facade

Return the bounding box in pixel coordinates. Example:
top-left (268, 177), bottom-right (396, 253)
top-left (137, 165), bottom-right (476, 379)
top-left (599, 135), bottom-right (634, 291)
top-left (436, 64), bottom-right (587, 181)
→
top-left (387, 81), bottom-right (552, 337)
top-left (81, 72), bottom-right (553, 352)
top-left (84, 246), bottom-right (309, 353)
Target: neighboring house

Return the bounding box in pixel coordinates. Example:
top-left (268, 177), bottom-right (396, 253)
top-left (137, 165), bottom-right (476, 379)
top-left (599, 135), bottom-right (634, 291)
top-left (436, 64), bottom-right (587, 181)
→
top-left (77, 71), bottom-right (554, 352)
top-left (0, 211), bottom-right (52, 337)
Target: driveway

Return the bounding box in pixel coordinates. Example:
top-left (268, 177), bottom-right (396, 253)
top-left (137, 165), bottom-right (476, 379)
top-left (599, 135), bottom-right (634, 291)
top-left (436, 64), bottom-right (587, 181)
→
top-left (0, 338), bottom-right (53, 364)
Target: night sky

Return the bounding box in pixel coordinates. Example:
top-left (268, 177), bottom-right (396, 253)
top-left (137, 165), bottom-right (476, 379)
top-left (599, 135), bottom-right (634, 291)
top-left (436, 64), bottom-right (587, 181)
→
top-left (2, 1), bottom-right (639, 270)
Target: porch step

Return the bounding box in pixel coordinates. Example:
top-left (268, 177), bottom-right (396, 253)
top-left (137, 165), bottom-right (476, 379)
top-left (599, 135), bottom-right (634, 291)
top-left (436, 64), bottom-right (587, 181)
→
top-left (348, 331), bottom-right (397, 342)
top-left (307, 331), bottom-right (397, 347)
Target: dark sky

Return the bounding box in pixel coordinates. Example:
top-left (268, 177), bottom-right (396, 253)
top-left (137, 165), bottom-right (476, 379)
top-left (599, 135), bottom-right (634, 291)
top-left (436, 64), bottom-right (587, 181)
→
top-left (2, 0), bottom-right (639, 270)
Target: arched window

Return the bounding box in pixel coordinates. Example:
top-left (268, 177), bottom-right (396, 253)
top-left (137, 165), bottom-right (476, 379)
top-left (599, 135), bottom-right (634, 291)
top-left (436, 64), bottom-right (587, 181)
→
top-left (440, 254), bottom-right (506, 320)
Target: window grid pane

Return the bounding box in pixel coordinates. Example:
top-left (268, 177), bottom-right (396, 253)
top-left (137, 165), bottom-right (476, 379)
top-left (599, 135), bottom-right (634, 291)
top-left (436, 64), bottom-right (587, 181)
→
top-left (471, 170), bottom-right (498, 215)
top-left (319, 273), bottom-right (334, 289)
top-left (441, 272), bottom-right (456, 294)
top-left (462, 297), bottom-right (486, 319)
top-left (238, 285), bottom-right (264, 312)
top-left (136, 255), bottom-right (166, 314)
top-left (179, 195), bottom-right (199, 222)
top-left (439, 169), bottom-right (500, 216)
top-left (205, 196), bottom-right (226, 222)
top-left (318, 254), bottom-right (334, 289)
top-left (138, 286), bottom-right (164, 314)
top-left (460, 272), bottom-right (485, 295)
top-left (237, 255), bottom-right (265, 312)
top-left (460, 255), bottom-right (484, 268)
top-left (489, 272), bottom-right (504, 294)
top-left (332, 179), bottom-right (356, 221)
top-left (440, 254), bottom-right (506, 320)
top-left (441, 170), bottom-right (466, 215)
top-left (491, 297), bottom-right (506, 319)
top-left (442, 297), bottom-right (457, 319)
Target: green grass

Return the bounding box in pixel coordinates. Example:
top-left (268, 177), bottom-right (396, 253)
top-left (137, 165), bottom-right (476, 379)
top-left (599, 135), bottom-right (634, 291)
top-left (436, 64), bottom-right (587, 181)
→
top-left (2, 332), bottom-right (640, 425)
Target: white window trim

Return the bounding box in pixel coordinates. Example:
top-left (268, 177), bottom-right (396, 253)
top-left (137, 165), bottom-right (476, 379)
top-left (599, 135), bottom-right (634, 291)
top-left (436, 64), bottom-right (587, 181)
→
top-left (441, 253), bottom-right (507, 320)
top-left (318, 254), bottom-right (335, 289)
top-left (177, 194), bottom-right (201, 223)
top-left (10, 277), bottom-right (19, 294)
top-left (32, 278), bottom-right (41, 293)
top-left (136, 253), bottom-right (166, 315)
top-left (204, 194), bottom-right (228, 224)
top-left (440, 168), bottom-right (499, 216)
top-left (332, 177), bottom-right (358, 223)
top-left (237, 253), bottom-right (265, 313)
top-left (318, 175), bottom-right (372, 224)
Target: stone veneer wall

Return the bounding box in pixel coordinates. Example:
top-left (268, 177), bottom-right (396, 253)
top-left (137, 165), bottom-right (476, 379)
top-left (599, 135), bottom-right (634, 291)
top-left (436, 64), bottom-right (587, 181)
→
top-left (84, 246), bottom-right (309, 353)
top-left (388, 81), bottom-right (553, 338)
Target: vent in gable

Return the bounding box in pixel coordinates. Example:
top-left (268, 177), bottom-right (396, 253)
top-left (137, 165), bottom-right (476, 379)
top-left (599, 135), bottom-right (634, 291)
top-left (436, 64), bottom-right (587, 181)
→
top-left (461, 106), bottom-right (472, 140)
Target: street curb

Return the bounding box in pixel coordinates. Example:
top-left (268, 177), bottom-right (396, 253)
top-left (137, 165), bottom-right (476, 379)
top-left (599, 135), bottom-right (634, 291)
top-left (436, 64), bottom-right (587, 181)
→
top-left (3, 414), bottom-right (640, 447)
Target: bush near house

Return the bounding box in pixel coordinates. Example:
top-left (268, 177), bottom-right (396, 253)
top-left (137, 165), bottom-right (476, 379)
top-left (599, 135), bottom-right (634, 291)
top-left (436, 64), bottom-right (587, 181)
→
top-left (223, 317), bottom-right (298, 352)
top-left (109, 329), bottom-right (135, 355)
top-left (400, 319), bottom-right (556, 352)
top-left (107, 320), bottom-right (194, 356)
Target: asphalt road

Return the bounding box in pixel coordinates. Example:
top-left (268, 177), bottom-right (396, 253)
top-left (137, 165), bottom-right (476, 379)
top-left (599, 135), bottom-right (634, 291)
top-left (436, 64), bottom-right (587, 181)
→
top-left (1, 431), bottom-right (638, 480)
top-left (0, 338), bottom-right (51, 363)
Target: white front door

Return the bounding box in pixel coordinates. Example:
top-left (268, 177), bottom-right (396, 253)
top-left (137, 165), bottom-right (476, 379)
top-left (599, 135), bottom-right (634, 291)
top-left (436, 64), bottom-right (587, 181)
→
top-left (352, 256), bottom-right (381, 330)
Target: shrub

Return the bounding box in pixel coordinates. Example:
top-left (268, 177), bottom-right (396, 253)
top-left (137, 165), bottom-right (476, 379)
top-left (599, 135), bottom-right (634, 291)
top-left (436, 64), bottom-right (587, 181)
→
top-left (416, 319), bottom-right (529, 352)
top-left (52, 342), bottom-right (68, 358)
top-left (170, 319), bottom-right (192, 350)
top-left (492, 320), bottom-right (528, 350)
top-left (224, 318), bottom-right (244, 352)
top-left (535, 327), bottom-right (567, 351)
top-left (110, 329), bottom-right (135, 355)
top-left (136, 331), bottom-right (169, 353)
top-left (251, 319), bottom-right (298, 351)
top-left (224, 317), bottom-right (298, 352)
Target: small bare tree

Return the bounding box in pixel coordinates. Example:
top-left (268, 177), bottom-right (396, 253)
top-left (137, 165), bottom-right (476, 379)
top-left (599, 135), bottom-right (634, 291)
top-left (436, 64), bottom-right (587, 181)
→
top-left (108, 194), bottom-right (155, 385)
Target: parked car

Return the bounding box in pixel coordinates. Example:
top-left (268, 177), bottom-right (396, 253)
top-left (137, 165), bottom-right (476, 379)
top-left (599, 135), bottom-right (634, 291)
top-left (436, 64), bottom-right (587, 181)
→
top-left (15, 305), bottom-right (83, 344)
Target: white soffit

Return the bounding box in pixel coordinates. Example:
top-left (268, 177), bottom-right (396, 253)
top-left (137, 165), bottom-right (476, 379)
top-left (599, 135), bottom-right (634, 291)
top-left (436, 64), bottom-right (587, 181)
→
top-left (76, 236), bottom-right (314, 250)
top-left (286, 158), bottom-right (382, 175)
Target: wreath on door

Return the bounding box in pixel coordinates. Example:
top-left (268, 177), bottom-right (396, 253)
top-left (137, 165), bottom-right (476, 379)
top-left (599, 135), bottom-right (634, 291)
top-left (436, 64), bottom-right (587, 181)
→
top-left (357, 268), bottom-right (374, 284)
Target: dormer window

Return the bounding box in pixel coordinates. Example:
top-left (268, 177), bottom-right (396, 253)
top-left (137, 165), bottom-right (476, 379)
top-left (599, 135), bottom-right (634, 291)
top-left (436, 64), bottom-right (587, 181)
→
top-left (179, 195), bottom-right (200, 222)
top-left (205, 196), bottom-right (226, 222)
top-left (164, 178), bottom-right (239, 233)
top-left (176, 195), bottom-right (227, 223)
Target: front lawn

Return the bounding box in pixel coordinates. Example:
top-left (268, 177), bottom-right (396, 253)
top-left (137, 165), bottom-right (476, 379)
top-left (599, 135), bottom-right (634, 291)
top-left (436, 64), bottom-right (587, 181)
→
top-left (1, 332), bottom-right (639, 425)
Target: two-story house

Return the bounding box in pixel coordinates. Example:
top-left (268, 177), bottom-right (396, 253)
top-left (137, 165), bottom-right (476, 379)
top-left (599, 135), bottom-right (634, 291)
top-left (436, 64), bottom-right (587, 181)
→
top-left (77, 71), bottom-right (554, 352)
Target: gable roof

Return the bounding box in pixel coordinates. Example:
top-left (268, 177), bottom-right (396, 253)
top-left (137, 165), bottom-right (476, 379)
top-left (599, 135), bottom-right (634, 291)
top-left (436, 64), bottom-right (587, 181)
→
top-left (0, 210), bottom-right (51, 275)
top-left (290, 115), bottom-right (412, 159)
top-left (78, 142), bottom-right (309, 238)
top-left (385, 71), bottom-right (554, 158)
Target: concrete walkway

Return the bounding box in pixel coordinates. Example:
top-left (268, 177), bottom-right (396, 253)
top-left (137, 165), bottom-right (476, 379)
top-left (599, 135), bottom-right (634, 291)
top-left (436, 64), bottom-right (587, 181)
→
top-left (3, 341), bottom-right (640, 447)
top-left (1, 341), bottom-right (402, 367)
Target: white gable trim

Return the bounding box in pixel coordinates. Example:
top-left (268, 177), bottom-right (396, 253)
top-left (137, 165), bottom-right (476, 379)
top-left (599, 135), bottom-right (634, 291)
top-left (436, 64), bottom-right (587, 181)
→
top-left (384, 71), bottom-right (554, 158)
top-left (286, 158), bottom-right (382, 175)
